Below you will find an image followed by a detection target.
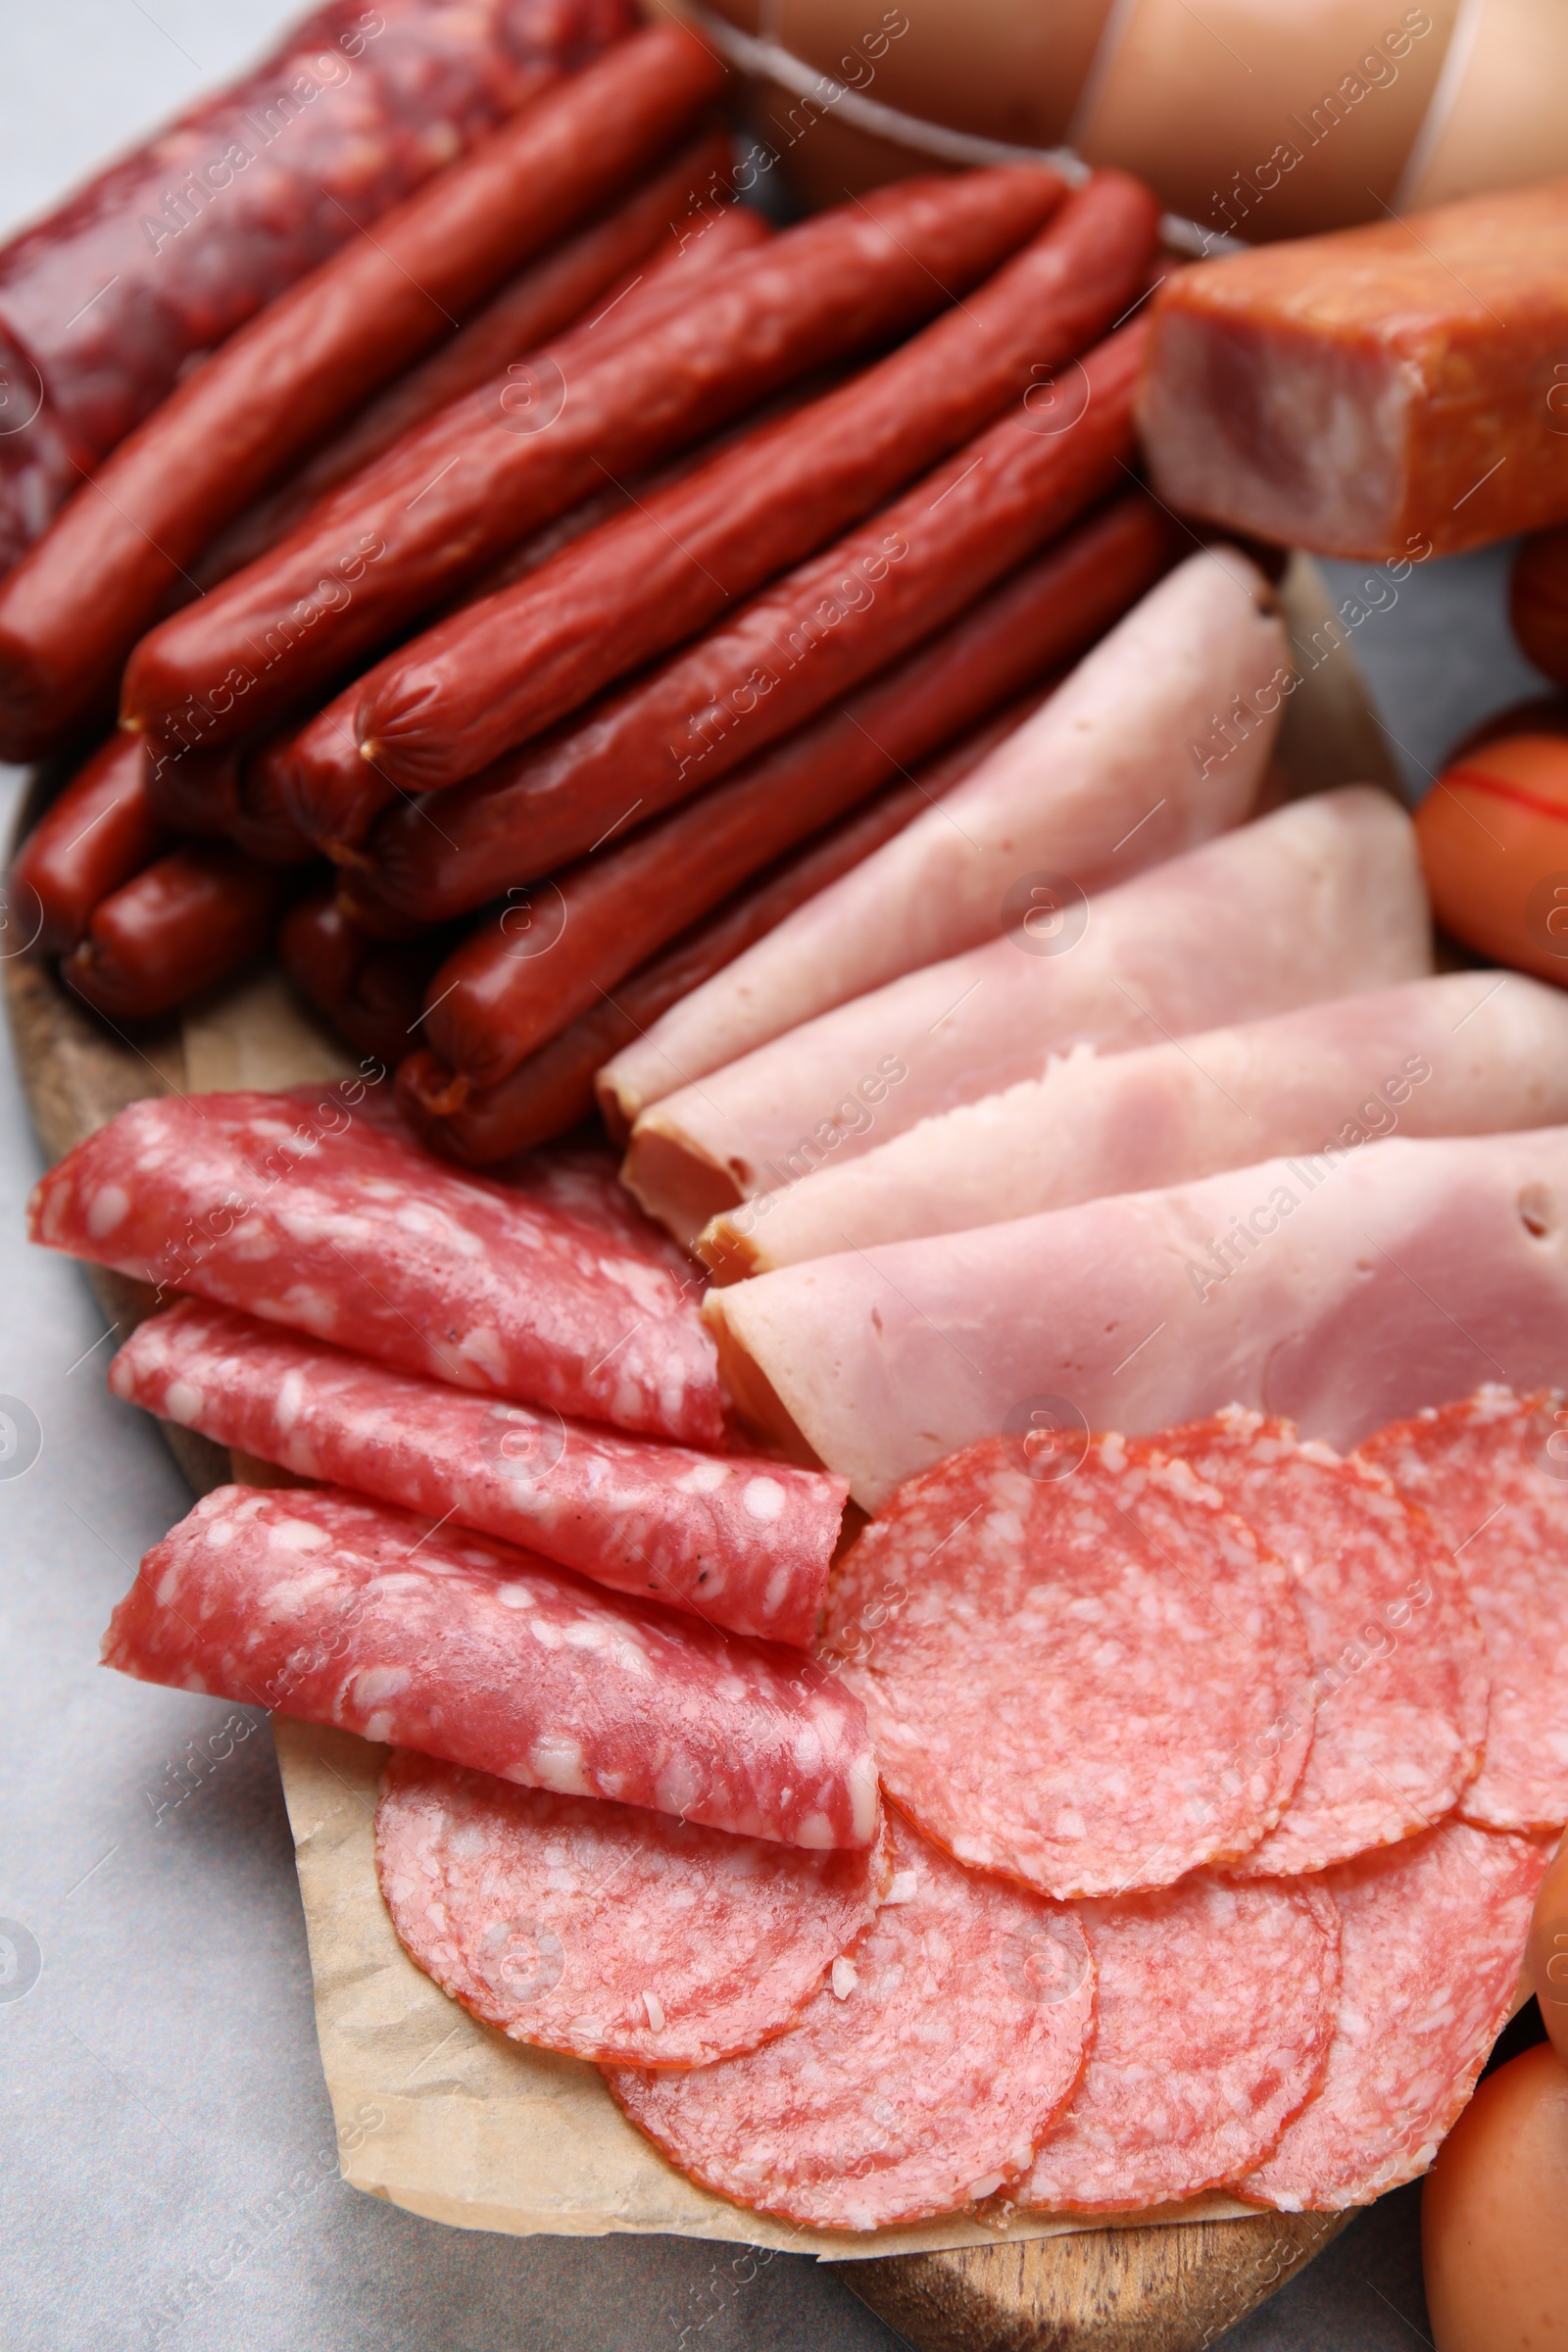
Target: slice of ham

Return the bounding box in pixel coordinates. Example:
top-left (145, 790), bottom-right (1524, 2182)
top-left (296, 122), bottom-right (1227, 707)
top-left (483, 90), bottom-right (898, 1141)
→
top-left (109, 1300), bottom-right (846, 1647)
top-left (704, 1126), bottom-right (1568, 1510)
top-left (626, 787), bottom-right (1432, 1248)
top-left (699, 971), bottom-right (1568, 1280)
top-left (27, 1086), bottom-right (721, 1446)
top-left (598, 547), bottom-right (1287, 1134)
top-left (102, 1485), bottom-right (879, 1850)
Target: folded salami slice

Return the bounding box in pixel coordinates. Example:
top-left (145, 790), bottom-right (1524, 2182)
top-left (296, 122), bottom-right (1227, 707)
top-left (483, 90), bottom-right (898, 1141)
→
top-left (821, 1436), bottom-right (1312, 1899)
top-left (103, 1487), bottom-right (878, 1850)
top-left (110, 1301), bottom-right (843, 1647)
top-left (28, 1088), bottom-right (720, 1446)
top-left (1022, 1875), bottom-right (1340, 2213)
top-left (1236, 1820), bottom-right (1551, 2211)
top-left (375, 1749), bottom-right (882, 2066)
top-left (1150, 1414), bottom-right (1488, 1876)
top-left (605, 1811), bottom-right (1095, 2230)
top-left (1358, 1388), bottom-right (1568, 1833)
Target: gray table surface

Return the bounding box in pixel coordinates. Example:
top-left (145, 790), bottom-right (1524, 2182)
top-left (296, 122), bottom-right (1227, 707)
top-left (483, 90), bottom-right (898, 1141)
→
top-left (0, 10), bottom-right (1553, 2346)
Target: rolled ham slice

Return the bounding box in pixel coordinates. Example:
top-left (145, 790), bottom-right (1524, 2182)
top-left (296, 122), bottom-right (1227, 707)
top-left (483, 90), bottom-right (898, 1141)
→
top-left (28, 1087), bottom-right (721, 1446)
top-left (626, 787), bottom-right (1432, 1248)
top-left (599, 547), bottom-right (1287, 1134)
top-left (102, 1485), bottom-right (879, 1850)
top-left (700, 971), bottom-right (1568, 1280)
top-left (109, 1300), bottom-right (846, 1648)
top-left (705, 1126), bottom-right (1568, 1509)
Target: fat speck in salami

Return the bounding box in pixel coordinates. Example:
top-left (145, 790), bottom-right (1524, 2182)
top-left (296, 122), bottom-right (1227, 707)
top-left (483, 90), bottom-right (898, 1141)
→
top-left (374, 1748), bottom-right (882, 2066)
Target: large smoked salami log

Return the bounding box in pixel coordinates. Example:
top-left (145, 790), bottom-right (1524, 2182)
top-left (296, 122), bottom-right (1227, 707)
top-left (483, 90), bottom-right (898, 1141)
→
top-left (0, 0), bottom-right (634, 574)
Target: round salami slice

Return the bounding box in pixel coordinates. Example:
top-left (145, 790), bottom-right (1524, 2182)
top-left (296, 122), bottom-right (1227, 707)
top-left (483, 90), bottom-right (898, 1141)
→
top-left (1151, 1411), bottom-right (1488, 1874)
top-left (605, 1812), bottom-right (1095, 2232)
top-left (820, 1434), bottom-right (1313, 1898)
top-left (1358, 1387), bottom-right (1568, 1832)
top-left (1236, 1818), bottom-right (1551, 2212)
top-left (1021, 1874), bottom-right (1339, 2212)
top-left (375, 1749), bottom-right (882, 2068)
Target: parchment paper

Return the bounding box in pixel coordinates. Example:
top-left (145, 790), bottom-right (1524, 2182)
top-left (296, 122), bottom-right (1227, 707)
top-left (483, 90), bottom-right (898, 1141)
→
top-left (176, 581), bottom-right (1391, 2255)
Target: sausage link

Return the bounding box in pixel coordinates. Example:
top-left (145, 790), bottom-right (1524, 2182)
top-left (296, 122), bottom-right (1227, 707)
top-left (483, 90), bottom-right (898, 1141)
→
top-left (413, 489), bottom-right (1176, 1094)
top-left (279, 893), bottom-right (370, 1013)
top-left (0, 0), bottom-right (635, 575)
top-left (346, 336), bottom-right (1156, 926)
top-left (227, 744), bottom-right (320, 866)
top-left (0, 24), bottom-right (725, 761)
top-left (143, 738), bottom-right (245, 839)
top-left (121, 169), bottom-right (1063, 766)
top-left (280, 893), bottom-right (441, 1065)
top-left (355, 172), bottom-right (1160, 792)
top-left (9, 736), bottom-right (163, 955)
top-left (62, 844), bottom-right (281, 1020)
top-left (396, 696), bottom-right (1054, 1163)
top-left (200, 133), bottom-right (749, 585)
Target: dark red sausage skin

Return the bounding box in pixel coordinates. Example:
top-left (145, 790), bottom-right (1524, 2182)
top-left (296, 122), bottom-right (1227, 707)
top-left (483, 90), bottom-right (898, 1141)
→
top-left (0, 0), bottom-right (636, 574)
top-left (121, 169), bottom-right (1064, 764)
top-left (409, 490), bottom-right (1178, 1098)
top-left (10, 736), bottom-right (164, 955)
top-left (62, 844), bottom-right (281, 1020)
top-left (280, 892), bottom-right (443, 1065)
top-left (352, 172), bottom-right (1160, 794)
top-left (394, 701), bottom-right (1055, 1163)
top-left (0, 24), bottom-right (725, 760)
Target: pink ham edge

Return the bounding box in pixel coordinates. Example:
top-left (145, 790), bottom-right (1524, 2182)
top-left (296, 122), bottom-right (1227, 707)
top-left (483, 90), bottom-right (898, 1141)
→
top-left (1146, 1415), bottom-right (1488, 1877)
top-left (1022, 1874), bottom-right (1341, 2212)
top-left (625, 786), bottom-right (1432, 1249)
top-left (374, 1748), bottom-right (884, 2066)
top-left (102, 1484), bottom-right (880, 1850)
top-left (704, 968), bottom-right (1568, 1278)
top-left (1358, 1386), bottom-right (1568, 1834)
top-left (705, 1125), bottom-right (1568, 1511)
top-left (605, 1810), bottom-right (1096, 2232)
top-left (1235, 1820), bottom-right (1552, 2211)
top-left (110, 1298), bottom-right (845, 1647)
top-left (598, 545), bottom-right (1288, 1133)
top-left (27, 1085), bottom-right (722, 1446)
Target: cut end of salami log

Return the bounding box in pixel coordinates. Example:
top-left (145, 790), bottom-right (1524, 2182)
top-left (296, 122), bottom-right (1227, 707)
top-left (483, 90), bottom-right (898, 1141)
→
top-left (110, 1298), bottom-right (847, 1648)
top-left (1235, 1820), bottom-right (1551, 2211)
top-left (822, 1434), bottom-right (1314, 1899)
top-left (375, 1749), bottom-right (884, 2068)
top-left (1140, 179), bottom-right (1568, 560)
top-left (605, 1810), bottom-right (1095, 2232)
top-left (103, 1485), bottom-right (880, 1850)
top-left (28, 1086), bottom-right (723, 1446)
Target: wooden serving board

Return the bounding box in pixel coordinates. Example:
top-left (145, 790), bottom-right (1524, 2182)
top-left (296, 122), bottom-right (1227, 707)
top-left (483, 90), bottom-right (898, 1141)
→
top-left (4, 730), bottom-right (1369, 2347)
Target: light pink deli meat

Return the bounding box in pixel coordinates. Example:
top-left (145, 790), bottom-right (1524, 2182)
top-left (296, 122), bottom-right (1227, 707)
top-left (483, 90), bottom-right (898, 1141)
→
top-left (597, 547), bottom-right (1287, 1130)
top-left (820, 1435), bottom-right (1313, 1897)
top-left (606, 1810), bottom-right (1096, 2232)
top-left (1022, 1874), bottom-right (1340, 2212)
top-left (1237, 1820), bottom-right (1551, 2211)
top-left (1359, 1387), bottom-right (1568, 1834)
top-left (102, 1486), bottom-right (879, 1849)
top-left (706, 1126), bottom-right (1568, 1510)
top-left (27, 1088), bottom-right (721, 1444)
top-left (625, 788), bottom-right (1431, 1245)
top-left (703, 970), bottom-right (1568, 1277)
top-left (1152, 1413), bottom-right (1487, 1876)
top-left (374, 1749), bottom-right (883, 2067)
top-left (110, 1300), bottom-right (846, 1647)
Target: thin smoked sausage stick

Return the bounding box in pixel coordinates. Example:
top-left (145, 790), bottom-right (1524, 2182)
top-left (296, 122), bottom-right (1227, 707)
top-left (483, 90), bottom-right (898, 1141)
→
top-left (9, 736), bottom-right (164, 955)
top-left (121, 168), bottom-right (1064, 768)
top-left (62, 845), bottom-right (281, 1021)
top-left (407, 490), bottom-right (1177, 1101)
top-left (199, 133), bottom-right (750, 584)
top-left (393, 697), bottom-right (1056, 1164)
top-left (349, 172), bottom-right (1153, 792)
top-left (0, 23), bottom-right (727, 761)
top-left (331, 319), bottom-right (1152, 909)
